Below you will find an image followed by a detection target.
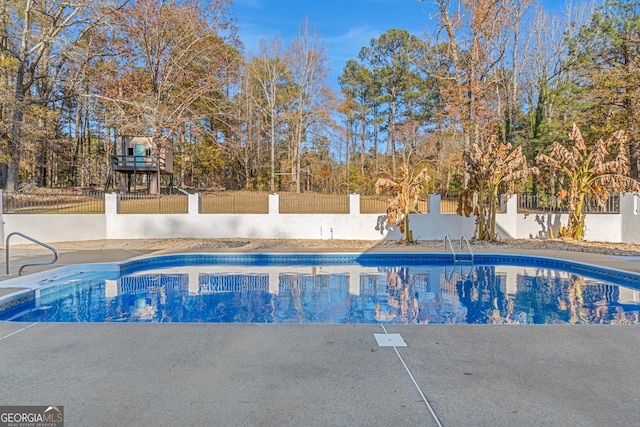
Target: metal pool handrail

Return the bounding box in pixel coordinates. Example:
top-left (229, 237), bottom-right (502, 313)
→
top-left (459, 235), bottom-right (475, 264)
top-left (5, 232), bottom-right (58, 276)
top-left (444, 234), bottom-right (474, 264)
top-left (443, 234), bottom-right (455, 260)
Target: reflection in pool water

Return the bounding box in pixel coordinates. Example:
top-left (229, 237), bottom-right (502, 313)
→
top-left (3, 262), bottom-right (639, 324)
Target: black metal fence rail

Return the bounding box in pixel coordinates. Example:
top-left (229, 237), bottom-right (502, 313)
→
top-left (279, 193), bottom-right (349, 214)
top-left (359, 196), bottom-right (388, 214)
top-left (119, 193), bottom-right (188, 214)
top-left (517, 193), bottom-right (620, 214)
top-left (359, 196), bottom-right (429, 214)
top-left (0, 191), bottom-right (625, 215)
top-left (201, 192), bottom-right (269, 214)
top-left (2, 191), bottom-right (105, 214)
top-left (440, 195), bottom-right (459, 214)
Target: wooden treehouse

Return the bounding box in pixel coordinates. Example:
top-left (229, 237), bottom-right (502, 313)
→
top-left (106, 136), bottom-right (173, 194)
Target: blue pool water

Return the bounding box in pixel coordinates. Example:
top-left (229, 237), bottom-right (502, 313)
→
top-left (1, 253), bottom-right (639, 324)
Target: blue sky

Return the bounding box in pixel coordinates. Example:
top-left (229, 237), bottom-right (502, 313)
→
top-left (231, 0), bottom-right (579, 88)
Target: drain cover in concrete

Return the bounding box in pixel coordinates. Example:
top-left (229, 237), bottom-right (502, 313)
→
top-left (374, 333), bottom-right (407, 347)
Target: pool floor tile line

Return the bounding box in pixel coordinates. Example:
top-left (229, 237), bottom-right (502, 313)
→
top-left (377, 325), bottom-right (444, 427)
top-left (0, 322), bottom-right (38, 341)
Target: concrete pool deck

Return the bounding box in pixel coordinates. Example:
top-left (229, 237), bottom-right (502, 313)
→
top-left (1, 240), bottom-right (639, 426)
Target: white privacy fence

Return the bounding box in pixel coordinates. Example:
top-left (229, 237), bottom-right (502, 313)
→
top-left (1, 192), bottom-right (639, 244)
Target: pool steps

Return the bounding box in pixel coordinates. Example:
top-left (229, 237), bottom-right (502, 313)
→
top-left (443, 234), bottom-right (475, 264)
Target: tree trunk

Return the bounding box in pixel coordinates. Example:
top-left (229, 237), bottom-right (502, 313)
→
top-left (6, 80), bottom-right (26, 193)
top-left (389, 98), bottom-right (397, 176)
top-left (360, 115), bottom-right (366, 176)
top-left (569, 192), bottom-right (586, 240)
top-left (270, 102), bottom-right (276, 192)
top-left (629, 137), bottom-right (639, 180)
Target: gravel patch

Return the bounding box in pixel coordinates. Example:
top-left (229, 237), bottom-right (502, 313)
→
top-left (131, 237), bottom-right (640, 257)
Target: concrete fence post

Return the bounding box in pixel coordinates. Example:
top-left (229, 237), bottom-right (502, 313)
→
top-left (619, 192), bottom-right (637, 216)
top-left (501, 194), bottom-right (517, 214)
top-left (188, 193), bottom-right (201, 215)
top-left (269, 193), bottom-right (280, 215)
top-left (349, 194), bottom-right (360, 215)
top-left (105, 193), bottom-right (119, 215)
top-left (428, 194), bottom-right (441, 215)
top-left (620, 192), bottom-right (640, 244)
top-left (104, 193), bottom-right (119, 240)
top-left (0, 190), bottom-right (4, 243)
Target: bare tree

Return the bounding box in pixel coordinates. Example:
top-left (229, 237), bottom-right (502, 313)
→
top-left (0, 0), bottom-right (103, 192)
top-left (246, 38), bottom-right (290, 192)
top-left (521, 2), bottom-right (593, 142)
top-left (434, 0), bottom-right (508, 149)
top-left (102, 0), bottom-right (240, 192)
top-left (286, 19), bottom-right (331, 193)
top-left (503, 0), bottom-right (534, 144)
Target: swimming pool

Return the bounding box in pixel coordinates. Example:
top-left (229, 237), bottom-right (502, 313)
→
top-left (1, 253), bottom-right (639, 324)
